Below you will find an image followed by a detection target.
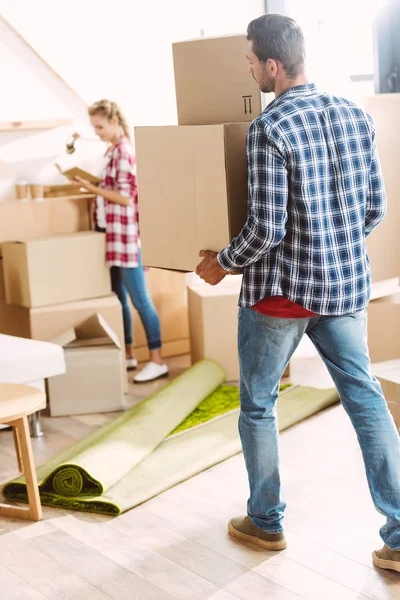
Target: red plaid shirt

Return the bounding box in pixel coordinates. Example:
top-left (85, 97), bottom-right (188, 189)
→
top-left (93, 135), bottom-right (139, 267)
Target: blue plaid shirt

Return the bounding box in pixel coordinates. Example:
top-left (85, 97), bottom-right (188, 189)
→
top-left (218, 83), bottom-right (386, 315)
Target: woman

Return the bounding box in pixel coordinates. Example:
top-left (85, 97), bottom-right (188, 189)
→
top-left (73, 99), bottom-right (167, 383)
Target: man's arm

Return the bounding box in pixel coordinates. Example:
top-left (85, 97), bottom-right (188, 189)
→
top-left (217, 120), bottom-right (288, 271)
top-left (365, 124), bottom-right (386, 237)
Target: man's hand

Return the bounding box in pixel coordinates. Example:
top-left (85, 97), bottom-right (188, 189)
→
top-left (195, 250), bottom-right (227, 285)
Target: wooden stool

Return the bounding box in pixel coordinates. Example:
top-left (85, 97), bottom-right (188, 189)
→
top-left (0, 384), bottom-right (44, 521)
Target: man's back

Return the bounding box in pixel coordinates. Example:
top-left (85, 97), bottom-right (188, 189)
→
top-left (219, 84), bottom-right (386, 315)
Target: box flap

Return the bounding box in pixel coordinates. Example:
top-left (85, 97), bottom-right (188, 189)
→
top-left (74, 313), bottom-right (121, 349)
top-left (51, 328), bottom-right (77, 347)
top-left (66, 336), bottom-right (113, 349)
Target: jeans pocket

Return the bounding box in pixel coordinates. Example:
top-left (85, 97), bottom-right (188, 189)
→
top-left (254, 311), bottom-right (298, 331)
top-left (348, 309), bottom-right (367, 320)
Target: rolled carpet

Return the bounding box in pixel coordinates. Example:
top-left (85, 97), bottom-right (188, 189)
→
top-left (3, 384), bottom-right (339, 515)
top-left (3, 359), bottom-right (226, 499)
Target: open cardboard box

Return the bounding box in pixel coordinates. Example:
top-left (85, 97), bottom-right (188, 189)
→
top-left (47, 313), bottom-right (124, 417)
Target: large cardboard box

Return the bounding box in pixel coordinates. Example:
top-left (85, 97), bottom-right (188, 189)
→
top-left (173, 34), bottom-right (267, 125)
top-left (3, 231), bottom-right (111, 308)
top-left (188, 277), bottom-right (290, 381)
top-left (365, 95), bottom-right (400, 282)
top-left (0, 196), bottom-right (92, 250)
top-left (372, 360), bottom-right (400, 428)
top-left (135, 123), bottom-right (249, 271)
top-left (47, 314), bottom-right (124, 416)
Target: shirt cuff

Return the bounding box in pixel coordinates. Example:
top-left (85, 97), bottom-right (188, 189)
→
top-left (217, 246), bottom-right (236, 271)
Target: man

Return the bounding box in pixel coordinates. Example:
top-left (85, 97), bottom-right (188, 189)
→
top-left (196, 14), bottom-right (400, 573)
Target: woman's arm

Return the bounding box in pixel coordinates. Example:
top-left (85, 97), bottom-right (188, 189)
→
top-left (72, 177), bottom-right (133, 206)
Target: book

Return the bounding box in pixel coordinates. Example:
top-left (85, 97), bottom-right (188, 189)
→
top-left (55, 163), bottom-right (101, 185)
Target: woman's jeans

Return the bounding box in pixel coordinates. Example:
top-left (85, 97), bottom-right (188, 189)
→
top-left (238, 307), bottom-right (400, 550)
top-left (110, 253), bottom-right (161, 350)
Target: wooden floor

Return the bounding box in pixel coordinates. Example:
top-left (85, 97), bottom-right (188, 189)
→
top-left (0, 353), bottom-right (399, 599)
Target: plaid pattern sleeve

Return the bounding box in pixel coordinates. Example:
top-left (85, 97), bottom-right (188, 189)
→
top-left (218, 120), bottom-right (288, 269)
top-left (217, 84), bottom-right (386, 315)
top-left (103, 137), bottom-right (140, 268)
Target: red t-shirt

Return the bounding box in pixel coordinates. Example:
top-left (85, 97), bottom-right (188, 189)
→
top-left (252, 296), bottom-right (317, 318)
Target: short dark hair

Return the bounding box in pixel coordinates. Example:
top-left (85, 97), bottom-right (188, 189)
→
top-left (247, 14), bottom-right (305, 79)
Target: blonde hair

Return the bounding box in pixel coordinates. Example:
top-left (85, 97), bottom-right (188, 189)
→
top-left (88, 99), bottom-right (130, 139)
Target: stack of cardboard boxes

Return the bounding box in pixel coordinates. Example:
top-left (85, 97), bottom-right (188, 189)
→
top-left (1, 231), bottom-right (126, 416)
top-left (135, 34), bottom-right (265, 273)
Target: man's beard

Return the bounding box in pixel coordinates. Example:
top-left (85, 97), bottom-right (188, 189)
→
top-left (259, 75), bottom-right (275, 94)
top-left (255, 66), bottom-right (275, 94)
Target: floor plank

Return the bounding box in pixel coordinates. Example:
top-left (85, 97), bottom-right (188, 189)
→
top-left (52, 514), bottom-right (221, 600)
top-left (0, 531), bottom-right (110, 599)
top-left (30, 530), bottom-right (176, 600)
top-left (0, 563), bottom-right (50, 600)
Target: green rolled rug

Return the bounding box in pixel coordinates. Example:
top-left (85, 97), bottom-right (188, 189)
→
top-left (4, 360), bottom-right (226, 500)
top-left (3, 381), bottom-right (339, 515)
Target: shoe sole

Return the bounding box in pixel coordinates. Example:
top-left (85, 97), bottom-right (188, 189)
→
top-left (228, 521), bottom-right (287, 551)
top-left (372, 552), bottom-right (400, 572)
top-left (133, 372), bottom-right (169, 384)
top-left (127, 366), bottom-right (137, 372)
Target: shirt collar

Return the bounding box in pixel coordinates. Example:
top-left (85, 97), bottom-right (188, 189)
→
top-left (267, 83), bottom-right (317, 109)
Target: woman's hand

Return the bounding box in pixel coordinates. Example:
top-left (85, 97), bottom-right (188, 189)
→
top-left (71, 176), bottom-right (97, 194)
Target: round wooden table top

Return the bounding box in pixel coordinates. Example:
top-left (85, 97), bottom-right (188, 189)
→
top-left (0, 384), bottom-right (46, 423)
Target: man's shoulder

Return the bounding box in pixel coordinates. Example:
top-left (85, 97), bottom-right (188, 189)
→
top-left (250, 89), bottom-right (372, 137)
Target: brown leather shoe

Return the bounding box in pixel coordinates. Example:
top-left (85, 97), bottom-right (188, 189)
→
top-left (373, 545), bottom-right (400, 572)
top-left (228, 516), bottom-right (287, 550)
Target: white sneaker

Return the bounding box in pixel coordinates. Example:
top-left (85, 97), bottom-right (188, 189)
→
top-left (126, 358), bottom-right (138, 371)
top-left (134, 362), bottom-right (169, 383)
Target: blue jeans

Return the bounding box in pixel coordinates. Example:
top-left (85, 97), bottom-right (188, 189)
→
top-left (238, 307), bottom-right (400, 550)
top-left (110, 254), bottom-right (161, 350)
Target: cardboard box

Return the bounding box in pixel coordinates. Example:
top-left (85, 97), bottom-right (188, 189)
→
top-left (370, 278), bottom-right (400, 300)
top-left (372, 360), bottom-right (400, 428)
top-left (135, 123), bottom-right (249, 271)
top-left (47, 314), bottom-right (124, 416)
top-left (368, 293), bottom-right (400, 363)
top-left (173, 34), bottom-right (265, 125)
top-left (0, 196), bottom-right (92, 248)
top-left (3, 231), bottom-right (111, 308)
top-left (188, 277), bottom-right (289, 381)
top-left (365, 95), bottom-right (400, 282)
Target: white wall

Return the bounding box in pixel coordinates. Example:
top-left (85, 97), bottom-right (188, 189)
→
top-left (287, 0), bottom-right (377, 104)
top-left (1, 0), bottom-right (264, 127)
